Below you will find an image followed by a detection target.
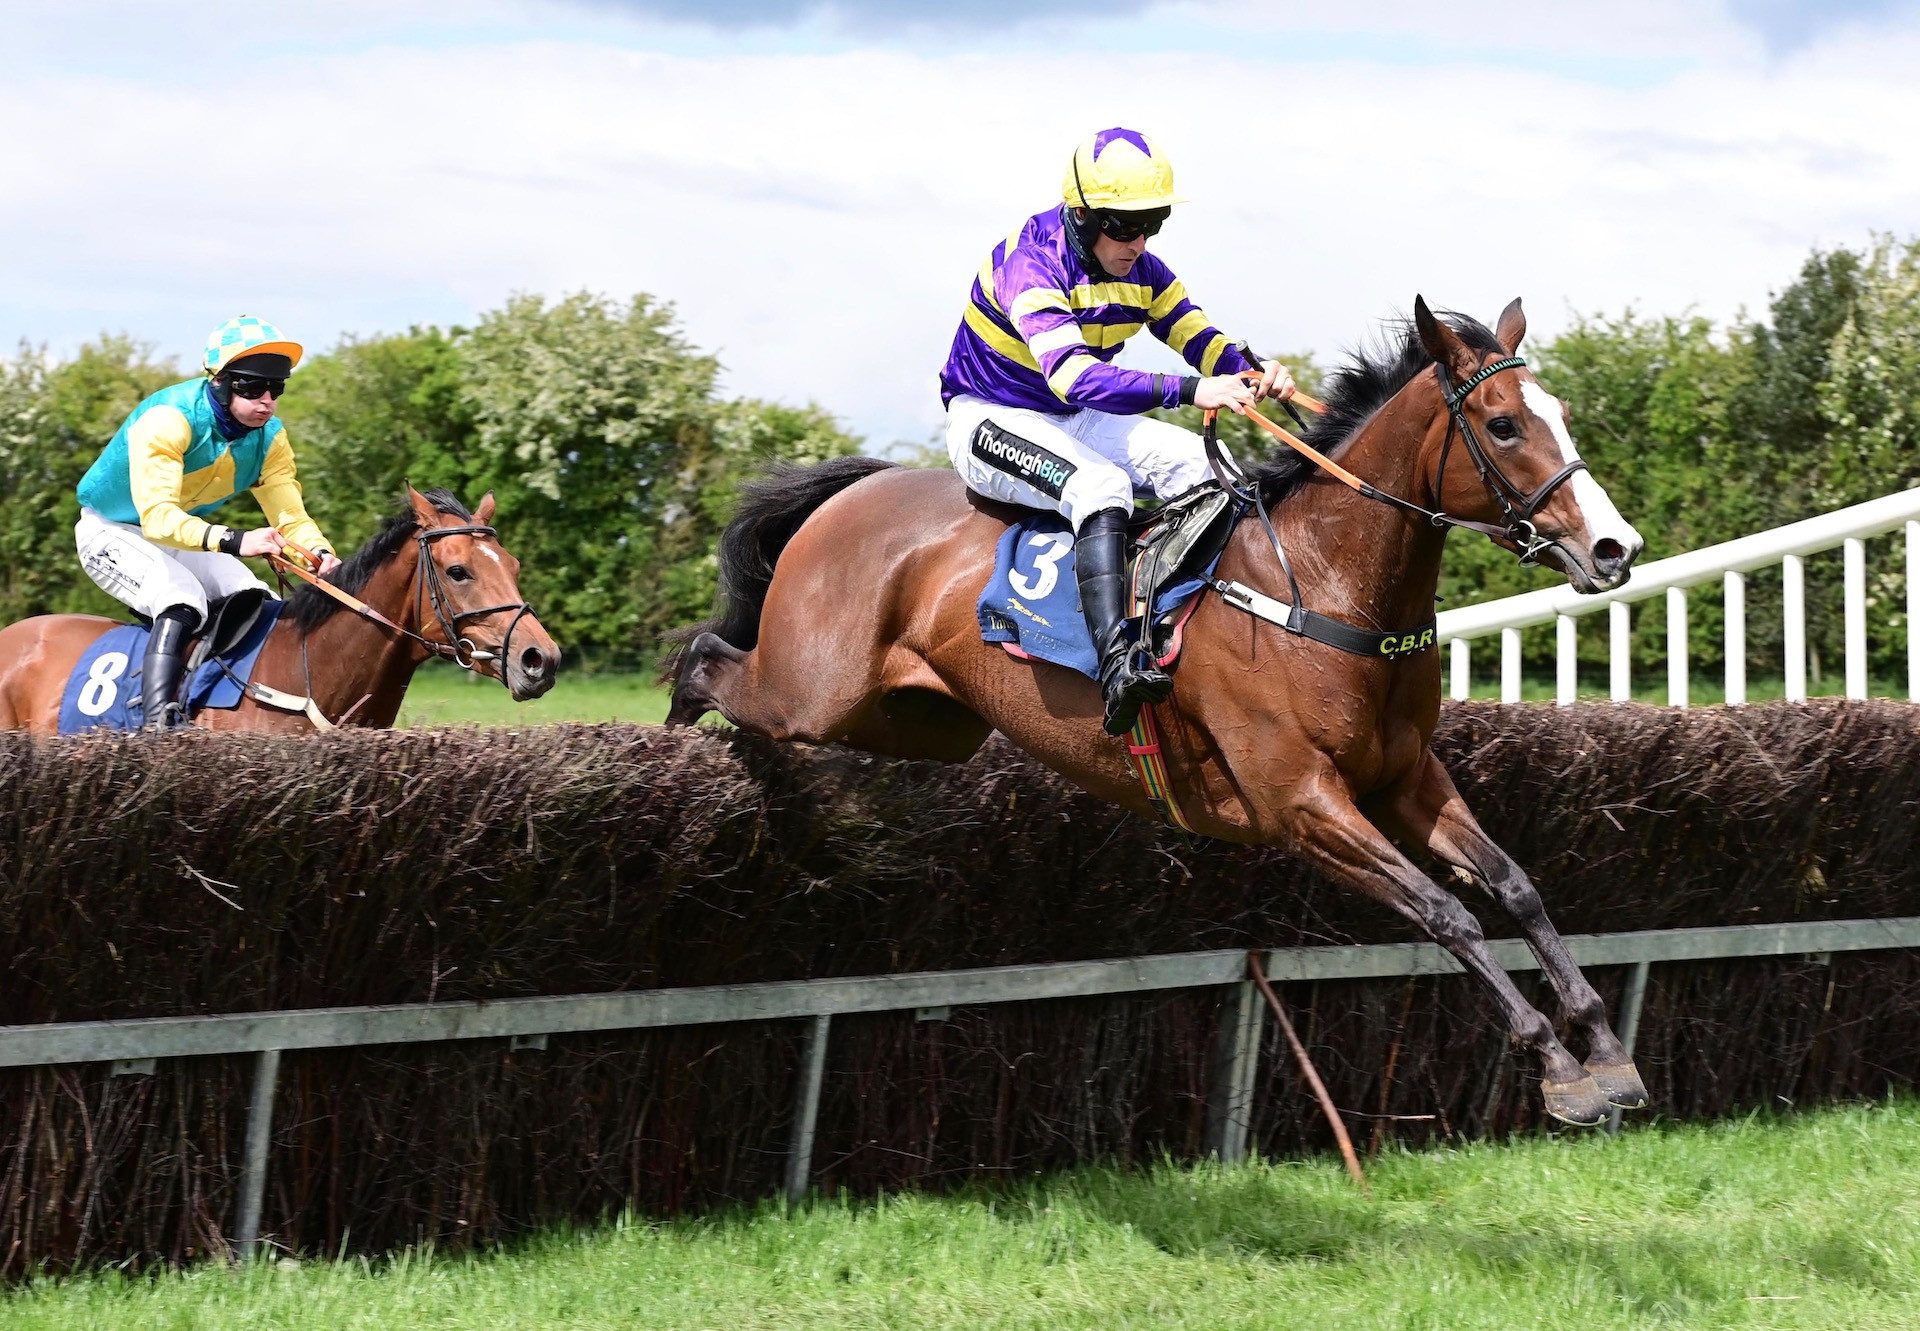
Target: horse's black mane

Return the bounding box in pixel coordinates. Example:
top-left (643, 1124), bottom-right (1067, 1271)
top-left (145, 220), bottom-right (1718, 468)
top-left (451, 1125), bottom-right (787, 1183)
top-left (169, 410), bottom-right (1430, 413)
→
top-left (1244, 312), bottom-right (1507, 507)
top-left (284, 489), bottom-right (472, 631)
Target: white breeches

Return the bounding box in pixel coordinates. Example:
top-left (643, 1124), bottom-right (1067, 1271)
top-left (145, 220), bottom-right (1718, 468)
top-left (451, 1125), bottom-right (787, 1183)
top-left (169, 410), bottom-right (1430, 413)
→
top-left (76, 507), bottom-right (268, 628)
top-left (944, 395), bottom-right (1221, 531)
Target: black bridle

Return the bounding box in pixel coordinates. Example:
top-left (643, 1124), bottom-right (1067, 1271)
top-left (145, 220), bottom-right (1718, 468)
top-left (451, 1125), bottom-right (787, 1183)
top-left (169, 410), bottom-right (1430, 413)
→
top-left (412, 523), bottom-right (538, 673)
top-left (1206, 353), bottom-right (1589, 572)
top-left (1428, 356), bottom-right (1588, 566)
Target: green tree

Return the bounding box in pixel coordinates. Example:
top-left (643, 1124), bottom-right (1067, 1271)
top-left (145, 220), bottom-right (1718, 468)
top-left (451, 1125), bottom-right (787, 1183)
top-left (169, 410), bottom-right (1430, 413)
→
top-left (1730, 246), bottom-right (1867, 519)
top-left (446, 292), bottom-right (859, 665)
top-left (277, 327), bottom-right (470, 549)
top-left (0, 337), bottom-right (178, 623)
top-left (1820, 236), bottom-right (1920, 675)
top-left (1820, 237), bottom-right (1920, 504)
top-left (652, 398), bottom-right (859, 642)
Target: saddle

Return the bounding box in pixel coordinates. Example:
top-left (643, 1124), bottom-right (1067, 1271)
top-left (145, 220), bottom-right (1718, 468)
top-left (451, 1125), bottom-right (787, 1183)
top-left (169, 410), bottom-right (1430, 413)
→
top-left (1126, 483), bottom-right (1239, 666)
top-left (129, 587), bottom-right (270, 672)
top-left (186, 588), bottom-right (271, 674)
top-left (59, 590), bottom-right (283, 736)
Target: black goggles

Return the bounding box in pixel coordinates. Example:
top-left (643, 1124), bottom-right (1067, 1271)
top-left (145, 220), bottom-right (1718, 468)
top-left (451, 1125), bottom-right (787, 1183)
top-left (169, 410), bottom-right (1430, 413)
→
top-left (1093, 207), bottom-right (1170, 242)
top-left (224, 374), bottom-right (287, 400)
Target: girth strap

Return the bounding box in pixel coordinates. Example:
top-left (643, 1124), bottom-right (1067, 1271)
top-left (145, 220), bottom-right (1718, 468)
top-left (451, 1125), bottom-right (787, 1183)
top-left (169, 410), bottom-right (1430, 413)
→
top-left (1210, 578), bottom-right (1438, 660)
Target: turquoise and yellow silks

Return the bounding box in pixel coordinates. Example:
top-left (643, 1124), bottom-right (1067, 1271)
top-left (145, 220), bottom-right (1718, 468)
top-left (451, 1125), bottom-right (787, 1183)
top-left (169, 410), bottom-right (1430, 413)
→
top-left (76, 379), bottom-right (331, 556)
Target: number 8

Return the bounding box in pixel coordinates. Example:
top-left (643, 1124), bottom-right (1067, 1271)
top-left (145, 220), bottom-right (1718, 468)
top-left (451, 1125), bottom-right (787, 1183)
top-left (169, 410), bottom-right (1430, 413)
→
top-left (77, 651), bottom-right (130, 717)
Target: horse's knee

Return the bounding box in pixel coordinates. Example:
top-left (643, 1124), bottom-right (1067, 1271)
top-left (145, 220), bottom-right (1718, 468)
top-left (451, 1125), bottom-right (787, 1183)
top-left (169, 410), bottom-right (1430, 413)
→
top-left (1491, 876), bottom-right (1549, 931)
top-left (1416, 890), bottom-right (1486, 954)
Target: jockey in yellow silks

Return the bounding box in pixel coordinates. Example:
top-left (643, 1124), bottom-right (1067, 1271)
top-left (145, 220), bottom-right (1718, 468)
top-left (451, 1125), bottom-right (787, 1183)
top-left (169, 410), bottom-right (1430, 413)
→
top-left (74, 316), bottom-right (341, 730)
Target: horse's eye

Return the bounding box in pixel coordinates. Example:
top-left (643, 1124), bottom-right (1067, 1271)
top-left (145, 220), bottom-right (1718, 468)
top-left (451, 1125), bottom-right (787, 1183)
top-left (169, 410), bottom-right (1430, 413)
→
top-left (1487, 416), bottom-right (1519, 441)
top-left (448, 564), bottom-right (472, 582)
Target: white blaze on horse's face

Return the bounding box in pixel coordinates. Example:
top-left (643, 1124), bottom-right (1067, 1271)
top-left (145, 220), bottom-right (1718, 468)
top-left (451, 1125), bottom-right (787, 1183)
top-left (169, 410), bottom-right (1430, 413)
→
top-left (1521, 380), bottom-right (1644, 592)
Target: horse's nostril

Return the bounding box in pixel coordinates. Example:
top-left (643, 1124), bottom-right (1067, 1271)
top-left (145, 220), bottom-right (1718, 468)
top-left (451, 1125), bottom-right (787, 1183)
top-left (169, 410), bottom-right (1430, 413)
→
top-left (521, 646), bottom-right (548, 675)
top-left (1593, 538), bottom-right (1625, 570)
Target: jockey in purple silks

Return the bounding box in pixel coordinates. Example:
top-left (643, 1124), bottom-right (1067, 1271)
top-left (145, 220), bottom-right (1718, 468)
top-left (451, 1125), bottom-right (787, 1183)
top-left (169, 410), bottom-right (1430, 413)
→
top-left (939, 126), bottom-right (1295, 736)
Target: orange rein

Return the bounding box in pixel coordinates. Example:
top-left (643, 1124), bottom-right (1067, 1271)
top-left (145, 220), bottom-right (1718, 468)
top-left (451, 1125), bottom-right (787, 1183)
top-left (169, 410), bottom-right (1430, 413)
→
top-left (1201, 378), bottom-right (1374, 492)
top-left (266, 538), bottom-right (414, 640)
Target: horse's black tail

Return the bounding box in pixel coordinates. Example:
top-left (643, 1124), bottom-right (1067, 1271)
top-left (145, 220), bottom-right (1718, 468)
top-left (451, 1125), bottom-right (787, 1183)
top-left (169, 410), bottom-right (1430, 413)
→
top-left (661, 456), bottom-right (898, 676)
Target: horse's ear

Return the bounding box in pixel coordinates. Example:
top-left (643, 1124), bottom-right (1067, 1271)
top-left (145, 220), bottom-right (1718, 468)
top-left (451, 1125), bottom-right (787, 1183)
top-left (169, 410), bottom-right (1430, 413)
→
top-left (1413, 295), bottom-right (1474, 378)
top-left (1495, 297), bottom-right (1526, 355)
top-left (474, 492), bottom-right (497, 525)
top-left (405, 483), bottom-right (437, 525)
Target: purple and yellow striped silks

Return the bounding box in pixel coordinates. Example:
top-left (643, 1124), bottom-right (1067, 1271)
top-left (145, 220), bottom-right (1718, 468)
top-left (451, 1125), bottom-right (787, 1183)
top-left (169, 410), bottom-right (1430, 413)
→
top-left (939, 206), bottom-right (1255, 417)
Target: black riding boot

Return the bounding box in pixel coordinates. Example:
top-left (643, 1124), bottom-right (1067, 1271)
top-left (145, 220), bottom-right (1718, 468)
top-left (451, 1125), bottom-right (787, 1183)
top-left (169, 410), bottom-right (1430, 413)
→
top-left (140, 607), bottom-right (195, 732)
top-left (1075, 508), bottom-right (1172, 737)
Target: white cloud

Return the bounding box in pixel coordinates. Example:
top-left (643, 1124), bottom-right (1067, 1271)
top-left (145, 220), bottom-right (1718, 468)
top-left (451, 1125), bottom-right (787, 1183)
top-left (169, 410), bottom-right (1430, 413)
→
top-left (2, 2), bottom-right (1917, 452)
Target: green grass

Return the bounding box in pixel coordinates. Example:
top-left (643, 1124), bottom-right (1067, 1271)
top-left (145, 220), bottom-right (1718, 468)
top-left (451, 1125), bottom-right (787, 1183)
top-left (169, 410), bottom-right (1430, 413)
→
top-left (7, 1100), bottom-right (1920, 1330)
top-left (396, 662), bottom-right (671, 728)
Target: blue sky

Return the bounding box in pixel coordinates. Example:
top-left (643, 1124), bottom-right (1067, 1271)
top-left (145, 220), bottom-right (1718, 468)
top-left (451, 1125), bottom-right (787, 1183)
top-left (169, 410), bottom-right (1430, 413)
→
top-left (3, 0), bottom-right (1918, 451)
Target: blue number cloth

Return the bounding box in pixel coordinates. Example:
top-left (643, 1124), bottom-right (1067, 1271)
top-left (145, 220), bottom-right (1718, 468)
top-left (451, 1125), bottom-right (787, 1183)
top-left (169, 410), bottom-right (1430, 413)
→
top-left (58, 601), bottom-right (284, 735)
top-left (976, 514), bottom-right (1217, 681)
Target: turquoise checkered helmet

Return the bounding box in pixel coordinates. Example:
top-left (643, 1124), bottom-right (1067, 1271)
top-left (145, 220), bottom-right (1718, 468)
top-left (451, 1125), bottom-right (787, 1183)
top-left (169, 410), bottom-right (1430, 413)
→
top-left (203, 316), bottom-right (303, 377)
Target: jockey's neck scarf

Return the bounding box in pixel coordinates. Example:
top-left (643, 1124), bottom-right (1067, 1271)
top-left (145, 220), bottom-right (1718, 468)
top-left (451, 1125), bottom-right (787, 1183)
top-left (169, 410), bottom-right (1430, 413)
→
top-left (205, 380), bottom-right (249, 442)
top-left (1061, 204), bottom-right (1103, 277)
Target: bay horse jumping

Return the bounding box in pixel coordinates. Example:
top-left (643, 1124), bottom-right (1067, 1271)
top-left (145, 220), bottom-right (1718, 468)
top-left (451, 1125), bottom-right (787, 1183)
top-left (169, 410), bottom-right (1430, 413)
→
top-left (0, 486), bottom-right (559, 733)
top-left (669, 298), bottom-right (1652, 1126)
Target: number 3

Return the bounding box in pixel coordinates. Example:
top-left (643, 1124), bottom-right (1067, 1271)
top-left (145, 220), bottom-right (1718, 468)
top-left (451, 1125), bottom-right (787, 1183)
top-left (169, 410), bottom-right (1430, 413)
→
top-left (1011, 532), bottom-right (1073, 600)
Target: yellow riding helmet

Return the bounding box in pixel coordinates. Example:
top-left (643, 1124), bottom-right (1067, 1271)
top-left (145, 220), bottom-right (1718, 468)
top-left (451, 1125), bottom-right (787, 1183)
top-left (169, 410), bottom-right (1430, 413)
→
top-left (1061, 127), bottom-right (1187, 212)
top-left (203, 316), bottom-right (304, 377)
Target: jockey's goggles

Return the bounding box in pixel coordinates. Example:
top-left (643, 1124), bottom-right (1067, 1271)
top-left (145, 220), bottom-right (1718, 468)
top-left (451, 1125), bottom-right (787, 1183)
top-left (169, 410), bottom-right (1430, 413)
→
top-left (223, 374), bottom-right (287, 400)
top-left (1093, 207), bottom-right (1170, 242)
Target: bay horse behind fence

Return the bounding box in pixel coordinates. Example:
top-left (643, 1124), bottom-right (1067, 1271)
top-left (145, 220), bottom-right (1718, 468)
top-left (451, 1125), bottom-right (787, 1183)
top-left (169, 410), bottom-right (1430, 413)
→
top-left (0, 486), bottom-right (559, 733)
top-left (668, 298), bottom-right (1653, 1126)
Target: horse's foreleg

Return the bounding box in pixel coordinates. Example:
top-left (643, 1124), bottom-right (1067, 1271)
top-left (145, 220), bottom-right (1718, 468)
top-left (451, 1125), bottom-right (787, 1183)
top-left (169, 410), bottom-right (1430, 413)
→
top-left (1369, 756), bottom-right (1647, 1111)
top-left (1282, 767), bottom-right (1612, 1127)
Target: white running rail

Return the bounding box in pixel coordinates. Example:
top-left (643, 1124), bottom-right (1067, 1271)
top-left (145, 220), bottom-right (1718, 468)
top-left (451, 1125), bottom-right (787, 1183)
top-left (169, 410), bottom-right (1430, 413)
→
top-left (1436, 488), bottom-right (1920, 706)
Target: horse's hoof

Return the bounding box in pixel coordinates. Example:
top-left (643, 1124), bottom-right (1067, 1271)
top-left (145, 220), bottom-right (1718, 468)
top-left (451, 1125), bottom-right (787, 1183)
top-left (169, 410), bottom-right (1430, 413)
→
top-left (1585, 1058), bottom-right (1649, 1110)
top-left (1541, 1075), bottom-right (1611, 1127)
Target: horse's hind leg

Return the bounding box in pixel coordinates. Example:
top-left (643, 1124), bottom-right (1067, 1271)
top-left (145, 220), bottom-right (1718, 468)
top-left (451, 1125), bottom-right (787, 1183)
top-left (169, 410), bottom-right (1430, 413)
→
top-left (666, 632), bottom-right (746, 728)
top-left (667, 630), bottom-right (988, 762)
top-left (1282, 764), bottom-right (1613, 1128)
top-left (1372, 755), bottom-right (1647, 1111)
top-left (666, 629), bottom-right (878, 744)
